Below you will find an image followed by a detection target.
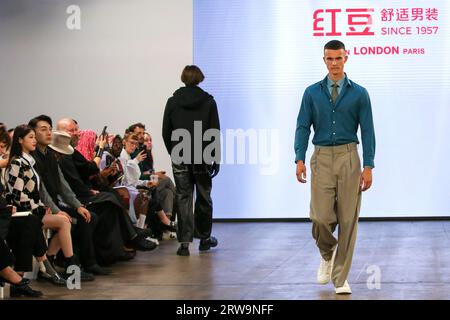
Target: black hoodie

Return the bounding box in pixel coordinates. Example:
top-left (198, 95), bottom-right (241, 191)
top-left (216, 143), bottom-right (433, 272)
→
top-left (162, 85), bottom-right (220, 165)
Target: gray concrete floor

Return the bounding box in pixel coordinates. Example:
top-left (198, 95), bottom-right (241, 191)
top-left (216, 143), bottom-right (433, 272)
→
top-left (13, 221), bottom-right (450, 300)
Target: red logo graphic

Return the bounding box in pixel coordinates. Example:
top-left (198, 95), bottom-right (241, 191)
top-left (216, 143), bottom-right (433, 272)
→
top-left (313, 8), bottom-right (374, 37)
top-left (314, 7), bottom-right (439, 36)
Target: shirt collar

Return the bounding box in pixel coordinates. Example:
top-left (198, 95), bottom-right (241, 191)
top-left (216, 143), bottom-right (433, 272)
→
top-left (37, 145), bottom-right (47, 155)
top-left (120, 148), bottom-right (131, 160)
top-left (321, 73), bottom-right (352, 88)
top-left (327, 74), bottom-right (345, 88)
top-left (22, 152), bottom-right (36, 167)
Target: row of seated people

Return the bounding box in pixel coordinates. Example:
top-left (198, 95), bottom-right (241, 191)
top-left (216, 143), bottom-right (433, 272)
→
top-left (0, 118), bottom-right (177, 298)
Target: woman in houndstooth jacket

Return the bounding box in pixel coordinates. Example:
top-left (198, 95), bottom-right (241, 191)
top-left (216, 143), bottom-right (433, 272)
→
top-left (4, 125), bottom-right (67, 286)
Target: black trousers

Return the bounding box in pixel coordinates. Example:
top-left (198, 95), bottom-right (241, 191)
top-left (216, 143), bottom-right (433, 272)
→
top-left (144, 188), bottom-right (164, 238)
top-left (59, 206), bottom-right (98, 268)
top-left (86, 201), bottom-right (126, 265)
top-left (0, 238), bottom-right (14, 271)
top-left (6, 214), bottom-right (47, 272)
top-left (172, 163), bottom-right (213, 243)
top-left (109, 190), bottom-right (140, 241)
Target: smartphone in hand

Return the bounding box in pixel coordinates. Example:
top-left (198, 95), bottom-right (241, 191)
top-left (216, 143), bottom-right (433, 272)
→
top-left (100, 126), bottom-right (108, 138)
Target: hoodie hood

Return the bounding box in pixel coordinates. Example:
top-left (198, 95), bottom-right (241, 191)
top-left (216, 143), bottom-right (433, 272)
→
top-left (172, 86), bottom-right (212, 109)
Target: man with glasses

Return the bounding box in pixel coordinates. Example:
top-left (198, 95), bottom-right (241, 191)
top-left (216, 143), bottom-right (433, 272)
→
top-left (294, 40), bottom-right (376, 294)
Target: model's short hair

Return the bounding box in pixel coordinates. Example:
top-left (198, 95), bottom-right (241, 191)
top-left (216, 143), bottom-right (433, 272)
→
top-left (28, 115), bottom-right (53, 129)
top-left (181, 65), bottom-right (205, 86)
top-left (324, 40), bottom-right (346, 51)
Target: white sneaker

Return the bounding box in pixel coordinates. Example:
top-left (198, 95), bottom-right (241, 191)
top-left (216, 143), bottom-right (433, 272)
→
top-left (162, 231), bottom-right (177, 240)
top-left (316, 247), bottom-right (337, 284)
top-left (335, 280), bottom-right (352, 294)
top-left (317, 257), bottom-right (333, 284)
top-left (146, 237), bottom-right (159, 246)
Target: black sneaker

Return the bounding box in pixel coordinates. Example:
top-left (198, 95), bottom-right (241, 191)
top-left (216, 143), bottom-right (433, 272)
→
top-left (199, 236), bottom-right (218, 251)
top-left (63, 267), bottom-right (96, 282)
top-left (132, 236), bottom-right (158, 251)
top-left (80, 270), bottom-right (95, 282)
top-left (117, 251), bottom-right (136, 261)
top-left (135, 227), bottom-right (153, 238)
top-left (10, 283), bottom-right (43, 298)
top-left (176, 243), bottom-right (190, 256)
top-left (84, 264), bottom-right (112, 276)
top-left (37, 270), bottom-right (67, 286)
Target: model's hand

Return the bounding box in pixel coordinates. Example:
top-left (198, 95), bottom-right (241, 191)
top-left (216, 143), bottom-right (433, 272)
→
top-left (208, 163), bottom-right (220, 178)
top-left (77, 206), bottom-right (91, 223)
top-left (360, 167), bottom-right (373, 192)
top-left (296, 161), bottom-right (307, 183)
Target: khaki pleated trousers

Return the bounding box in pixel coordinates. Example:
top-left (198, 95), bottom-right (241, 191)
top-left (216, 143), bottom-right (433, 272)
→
top-left (310, 142), bottom-right (362, 287)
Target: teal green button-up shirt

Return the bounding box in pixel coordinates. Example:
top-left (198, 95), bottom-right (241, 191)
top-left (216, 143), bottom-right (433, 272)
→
top-left (294, 74), bottom-right (376, 168)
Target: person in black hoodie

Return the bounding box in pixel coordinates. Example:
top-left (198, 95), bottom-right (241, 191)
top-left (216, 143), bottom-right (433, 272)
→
top-left (162, 65), bottom-right (221, 256)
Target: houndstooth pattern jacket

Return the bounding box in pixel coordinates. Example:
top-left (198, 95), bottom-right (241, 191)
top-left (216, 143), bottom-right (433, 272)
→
top-left (6, 156), bottom-right (45, 212)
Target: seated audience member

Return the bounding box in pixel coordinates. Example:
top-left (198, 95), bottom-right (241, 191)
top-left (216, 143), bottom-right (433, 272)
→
top-left (142, 131), bottom-right (177, 221)
top-left (28, 115), bottom-right (103, 277)
top-left (55, 118), bottom-right (156, 255)
top-left (1, 173), bottom-right (43, 297)
top-left (76, 130), bottom-right (98, 161)
top-left (128, 124), bottom-right (177, 221)
top-left (5, 125), bottom-right (68, 285)
top-left (0, 126), bottom-right (11, 169)
top-left (0, 239), bottom-right (43, 297)
top-left (7, 128), bottom-right (14, 140)
top-left (99, 134), bottom-right (125, 188)
top-left (120, 132), bottom-right (176, 236)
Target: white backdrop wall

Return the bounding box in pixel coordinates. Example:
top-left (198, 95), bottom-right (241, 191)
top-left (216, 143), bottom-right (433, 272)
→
top-left (0, 0), bottom-right (193, 175)
top-left (194, 0), bottom-right (450, 218)
top-left (2, 1), bottom-right (450, 219)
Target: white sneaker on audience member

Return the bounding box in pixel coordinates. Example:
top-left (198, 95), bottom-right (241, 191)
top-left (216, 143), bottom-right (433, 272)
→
top-left (162, 231), bottom-right (177, 240)
top-left (146, 237), bottom-right (159, 246)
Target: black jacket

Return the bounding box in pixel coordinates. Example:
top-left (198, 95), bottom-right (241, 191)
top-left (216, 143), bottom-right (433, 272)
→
top-left (162, 85), bottom-right (221, 165)
top-left (32, 148), bottom-right (61, 205)
top-left (59, 151), bottom-right (95, 200)
top-left (58, 150), bottom-right (124, 209)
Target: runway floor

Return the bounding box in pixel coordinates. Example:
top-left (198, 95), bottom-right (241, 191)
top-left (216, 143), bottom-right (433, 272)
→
top-left (9, 221), bottom-right (450, 300)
